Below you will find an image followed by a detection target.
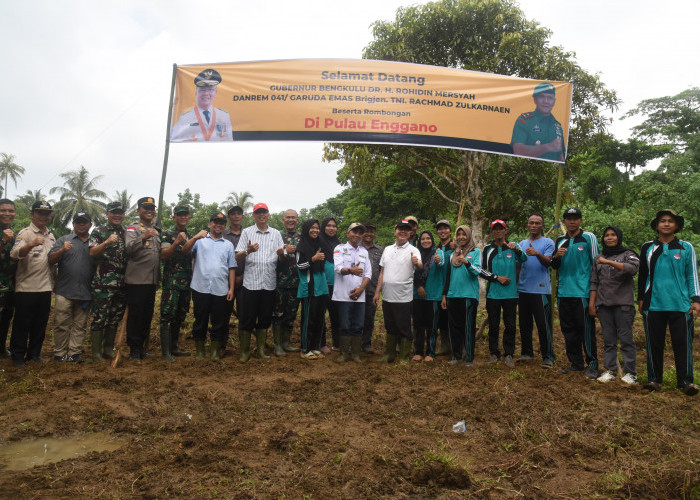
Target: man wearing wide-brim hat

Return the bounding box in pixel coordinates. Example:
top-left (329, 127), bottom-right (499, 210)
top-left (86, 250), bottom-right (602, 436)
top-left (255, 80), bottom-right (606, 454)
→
top-left (638, 209), bottom-right (700, 396)
top-left (170, 68), bottom-right (234, 142)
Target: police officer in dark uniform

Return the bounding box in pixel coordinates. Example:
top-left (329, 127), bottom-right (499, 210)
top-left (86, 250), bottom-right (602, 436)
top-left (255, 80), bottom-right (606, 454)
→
top-left (511, 82), bottom-right (565, 162)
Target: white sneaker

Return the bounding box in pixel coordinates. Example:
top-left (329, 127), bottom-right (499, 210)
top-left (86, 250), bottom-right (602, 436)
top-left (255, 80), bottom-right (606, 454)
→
top-left (621, 373), bottom-right (638, 385)
top-left (596, 370), bottom-right (616, 383)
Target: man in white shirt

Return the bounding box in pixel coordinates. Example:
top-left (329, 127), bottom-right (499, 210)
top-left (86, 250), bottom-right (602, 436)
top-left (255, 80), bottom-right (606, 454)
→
top-left (235, 203), bottom-right (284, 361)
top-left (373, 220), bottom-right (422, 363)
top-left (333, 223), bottom-right (372, 362)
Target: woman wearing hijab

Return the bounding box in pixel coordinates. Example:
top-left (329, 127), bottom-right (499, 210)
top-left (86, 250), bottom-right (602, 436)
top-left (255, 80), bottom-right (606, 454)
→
top-left (319, 217), bottom-right (341, 353)
top-left (589, 226), bottom-right (640, 384)
top-left (412, 231), bottom-right (444, 361)
top-left (441, 225), bottom-right (496, 365)
top-left (296, 219), bottom-right (330, 359)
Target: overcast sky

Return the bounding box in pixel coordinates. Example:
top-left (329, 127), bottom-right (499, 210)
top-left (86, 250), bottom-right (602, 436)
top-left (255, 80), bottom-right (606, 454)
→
top-left (1, 0), bottom-right (698, 214)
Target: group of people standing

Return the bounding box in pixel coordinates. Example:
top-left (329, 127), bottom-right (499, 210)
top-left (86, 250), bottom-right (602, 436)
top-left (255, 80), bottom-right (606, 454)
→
top-left (0, 197), bottom-right (697, 395)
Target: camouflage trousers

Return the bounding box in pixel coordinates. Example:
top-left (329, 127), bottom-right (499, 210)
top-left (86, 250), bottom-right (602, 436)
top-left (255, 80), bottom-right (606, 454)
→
top-left (159, 286), bottom-right (191, 325)
top-left (272, 287), bottom-right (300, 330)
top-left (91, 287), bottom-right (127, 331)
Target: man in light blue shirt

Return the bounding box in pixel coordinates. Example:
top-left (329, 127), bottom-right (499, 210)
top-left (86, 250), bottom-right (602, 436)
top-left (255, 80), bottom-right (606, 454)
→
top-left (190, 212), bottom-right (236, 360)
top-left (518, 213), bottom-right (555, 368)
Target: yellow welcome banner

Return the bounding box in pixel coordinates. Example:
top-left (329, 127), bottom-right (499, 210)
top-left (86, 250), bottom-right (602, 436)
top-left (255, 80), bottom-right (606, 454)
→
top-left (170, 59), bottom-right (573, 163)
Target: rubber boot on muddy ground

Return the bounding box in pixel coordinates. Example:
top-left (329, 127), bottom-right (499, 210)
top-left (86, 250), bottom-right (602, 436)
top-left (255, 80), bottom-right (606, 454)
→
top-left (336, 336), bottom-right (351, 363)
top-left (170, 322), bottom-right (190, 356)
top-left (272, 324), bottom-right (286, 357)
top-left (210, 340), bottom-right (222, 360)
top-left (399, 338), bottom-right (412, 364)
top-left (350, 336), bottom-right (362, 362)
top-left (89, 330), bottom-right (104, 363)
top-left (102, 326), bottom-right (117, 360)
top-left (255, 329), bottom-right (270, 359)
top-left (195, 340), bottom-right (206, 359)
top-left (281, 325), bottom-right (299, 352)
top-left (378, 334), bottom-right (397, 363)
top-left (160, 325), bottom-right (174, 363)
top-left (142, 332), bottom-right (154, 358)
top-left (239, 330), bottom-right (252, 362)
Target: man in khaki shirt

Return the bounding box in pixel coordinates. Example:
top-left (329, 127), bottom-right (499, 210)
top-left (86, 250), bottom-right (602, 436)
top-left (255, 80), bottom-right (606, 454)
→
top-left (124, 197), bottom-right (161, 361)
top-left (9, 201), bottom-right (56, 367)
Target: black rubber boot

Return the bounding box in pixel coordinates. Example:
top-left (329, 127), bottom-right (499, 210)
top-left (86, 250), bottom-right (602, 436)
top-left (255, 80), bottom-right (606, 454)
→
top-left (336, 336), bottom-right (351, 363)
top-left (281, 326), bottom-right (299, 352)
top-left (160, 325), bottom-right (174, 363)
top-left (89, 330), bottom-right (104, 363)
top-left (255, 329), bottom-right (270, 359)
top-left (102, 327), bottom-right (117, 360)
top-left (272, 324), bottom-right (286, 357)
top-left (378, 334), bottom-right (398, 363)
top-left (350, 336), bottom-right (362, 362)
top-left (239, 330), bottom-right (252, 362)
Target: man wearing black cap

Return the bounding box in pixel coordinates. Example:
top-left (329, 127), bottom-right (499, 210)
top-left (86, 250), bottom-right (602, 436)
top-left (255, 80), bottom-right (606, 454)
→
top-left (638, 209), bottom-right (700, 395)
top-left (9, 201), bottom-right (56, 367)
top-left (511, 82), bottom-right (566, 162)
top-left (551, 207), bottom-right (600, 379)
top-left (170, 68), bottom-right (233, 142)
top-left (48, 212), bottom-right (95, 362)
top-left (222, 205), bottom-right (245, 354)
top-left (361, 222), bottom-right (383, 353)
top-left (190, 212), bottom-right (236, 359)
top-left (124, 197), bottom-right (161, 361)
top-left (0, 199), bottom-right (17, 358)
top-left (374, 220), bottom-right (423, 363)
top-left (89, 201), bottom-right (128, 362)
top-left (159, 205), bottom-right (205, 362)
top-left (434, 219), bottom-right (454, 356)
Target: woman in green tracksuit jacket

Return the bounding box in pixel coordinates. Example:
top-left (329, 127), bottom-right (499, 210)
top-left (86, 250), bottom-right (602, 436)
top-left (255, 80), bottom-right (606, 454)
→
top-left (441, 225), bottom-right (498, 365)
top-left (638, 209), bottom-right (700, 395)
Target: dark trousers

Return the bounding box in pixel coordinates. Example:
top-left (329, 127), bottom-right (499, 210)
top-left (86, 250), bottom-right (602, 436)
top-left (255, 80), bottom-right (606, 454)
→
top-left (413, 299), bottom-right (438, 357)
top-left (337, 301), bottom-right (365, 337)
top-left (383, 301), bottom-right (412, 341)
top-left (362, 291), bottom-right (378, 348)
top-left (300, 295), bottom-right (329, 352)
top-left (447, 297), bottom-right (478, 362)
top-left (597, 305), bottom-right (636, 374)
top-left (519, 292), bottom-right (554, 360)
top-left (191, 290), bottom-right (229, 343)
top-left (0, 290), bottom-right (14, 352)
top-left (126, 284), bottom-right (156, 351)
top-left (486, 298), bottom-right (517, 358)
top-left (321, 285), bottom-right (339, 347)
top-left (644, 310), bottom-right (694, 387)
top-left (10, 291), bottom-right (51, 361)
top-left (239, 287), bottom-right (275, 331)
top-left (222, 286), bottom-right (242, 345)
top-left (558, 297), bottom-right (598, 370)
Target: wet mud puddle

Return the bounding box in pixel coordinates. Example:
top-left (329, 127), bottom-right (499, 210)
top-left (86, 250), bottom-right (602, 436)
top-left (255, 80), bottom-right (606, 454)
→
top-left (0, 433), bottom-right (125, 471)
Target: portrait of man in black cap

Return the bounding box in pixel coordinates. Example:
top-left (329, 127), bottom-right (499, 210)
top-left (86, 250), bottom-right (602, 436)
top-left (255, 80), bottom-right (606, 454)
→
top-left (170, 68), bottom-right (233, 142)
top-left (511, 82), bottom-right (566, 162)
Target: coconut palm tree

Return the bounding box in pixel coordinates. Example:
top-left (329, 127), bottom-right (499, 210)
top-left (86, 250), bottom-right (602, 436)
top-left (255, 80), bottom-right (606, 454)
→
top-left (0, 153), bottom-right (26, 198)
top-left (50, 166), bottom-right (107, 227)
top-left (16, 189), bottom-right (53, 209)
top-left (222, 190), bottom-right (254, 213)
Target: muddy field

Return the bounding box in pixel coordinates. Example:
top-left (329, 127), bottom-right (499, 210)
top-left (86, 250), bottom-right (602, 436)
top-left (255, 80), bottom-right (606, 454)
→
top-left (0, 307), bottom-right (699, 499)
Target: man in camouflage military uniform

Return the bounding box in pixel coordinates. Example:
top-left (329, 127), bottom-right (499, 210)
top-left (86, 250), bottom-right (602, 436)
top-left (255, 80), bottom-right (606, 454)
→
top-left (159, 205), bottom-right (203, 362)
top-left (88, 201), bottom-right (127, 362)
top-left (0, 199), bottom-right (16, 358)
top-left (271, 209), bottom-right (301, 356)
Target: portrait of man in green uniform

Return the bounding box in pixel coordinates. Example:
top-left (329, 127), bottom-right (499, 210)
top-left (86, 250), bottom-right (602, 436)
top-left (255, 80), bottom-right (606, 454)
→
top-left (510, 82), bottom-right (566, 162)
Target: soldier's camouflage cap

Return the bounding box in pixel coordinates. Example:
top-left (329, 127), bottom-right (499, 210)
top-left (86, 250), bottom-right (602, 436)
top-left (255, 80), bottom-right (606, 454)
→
top-left (173, 205), bottom-right (190, 215)
top-left (106, 201), bottom-right (125, 213)
top-left (533, 82), bottom-right (556, 97)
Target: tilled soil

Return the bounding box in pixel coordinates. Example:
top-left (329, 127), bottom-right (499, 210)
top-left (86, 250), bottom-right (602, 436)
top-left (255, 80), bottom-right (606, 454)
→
top-left (0, 318), bottom-right (699, 499)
